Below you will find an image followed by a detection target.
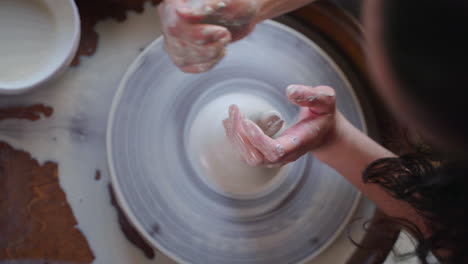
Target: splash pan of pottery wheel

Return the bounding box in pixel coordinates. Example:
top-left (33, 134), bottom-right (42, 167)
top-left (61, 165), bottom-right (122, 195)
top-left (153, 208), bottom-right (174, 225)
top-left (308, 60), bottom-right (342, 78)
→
top-left (107, 20), bottom-right (366, 264)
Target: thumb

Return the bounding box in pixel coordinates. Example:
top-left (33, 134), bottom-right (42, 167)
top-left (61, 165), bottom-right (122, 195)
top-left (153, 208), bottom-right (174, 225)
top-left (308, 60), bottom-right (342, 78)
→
top-left (286, 85), bottom-right (336, 116)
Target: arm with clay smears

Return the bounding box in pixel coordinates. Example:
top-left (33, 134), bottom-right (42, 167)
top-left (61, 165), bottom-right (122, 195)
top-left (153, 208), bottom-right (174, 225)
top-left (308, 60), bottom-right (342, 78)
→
top-left (313, 114), bottom-right (429, 235)
top-left (226, 84), bottom-right (429, 235)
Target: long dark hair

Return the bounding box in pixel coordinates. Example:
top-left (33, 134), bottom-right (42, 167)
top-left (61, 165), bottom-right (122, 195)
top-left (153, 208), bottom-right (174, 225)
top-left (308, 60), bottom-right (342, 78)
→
top-left (363, 152), bottom-right (468, 263)
top-left (363, 1), bottom-right (468, 263)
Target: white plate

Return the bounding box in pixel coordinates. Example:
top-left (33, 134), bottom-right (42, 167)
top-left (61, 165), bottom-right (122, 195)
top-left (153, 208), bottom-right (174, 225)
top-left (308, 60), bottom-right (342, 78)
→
top-left (0, 0), bottom-right (80, 94)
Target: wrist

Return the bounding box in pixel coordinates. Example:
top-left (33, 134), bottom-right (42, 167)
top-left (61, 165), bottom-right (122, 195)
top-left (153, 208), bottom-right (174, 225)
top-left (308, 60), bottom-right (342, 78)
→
top-left (312, 112), bottom-right (395, 168)
top-left (254, 0), bottom-right (272, 23)
top-left (311, 112), bottom-right (351, 163)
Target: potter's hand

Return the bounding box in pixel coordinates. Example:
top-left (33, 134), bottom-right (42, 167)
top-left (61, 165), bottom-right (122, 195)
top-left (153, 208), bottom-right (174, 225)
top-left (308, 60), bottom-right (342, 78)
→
top-left (158, 0), bottom-right (259, 73)
top-left (223, 85), bottom-right (338, 166)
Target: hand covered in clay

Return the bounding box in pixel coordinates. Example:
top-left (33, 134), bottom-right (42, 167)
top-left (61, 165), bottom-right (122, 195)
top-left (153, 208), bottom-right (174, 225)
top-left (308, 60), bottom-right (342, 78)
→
top-left (223, 85), bottom-right (338, 166)
top-left (158, 0), bottom-right (260, 73)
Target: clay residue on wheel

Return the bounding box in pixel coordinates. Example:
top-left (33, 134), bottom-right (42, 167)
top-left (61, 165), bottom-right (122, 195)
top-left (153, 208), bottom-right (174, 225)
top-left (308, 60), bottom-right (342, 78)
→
top-left (0, 104), bottom-right (53, 121)
top-left (0, 142), bottom-right (95, 263)
top-left (72, 0), bottom-right (162, 65)
top-left (95, 170), bottom-right (101, 181)
top-left (109, 185), bottom-right (155, 259)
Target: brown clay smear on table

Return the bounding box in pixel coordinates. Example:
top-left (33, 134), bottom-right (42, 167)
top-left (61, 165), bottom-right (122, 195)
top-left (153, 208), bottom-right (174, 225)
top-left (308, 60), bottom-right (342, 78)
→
top-left (0, 104), bottom-right (53, 121)
top-left (72, 0), bottom-right (162, 66)
top-left (0, 142), bottom-right (95, 263)
top-left (109, 185), bottom-right (156, 259)
top-left (0, 105), bottom-right (94, 263)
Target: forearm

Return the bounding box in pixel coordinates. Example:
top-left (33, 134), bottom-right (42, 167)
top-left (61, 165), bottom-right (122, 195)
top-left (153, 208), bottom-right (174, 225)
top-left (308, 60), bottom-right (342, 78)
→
top-left (313, 113), bottom-right (428, 234)
top-left (255, 0), bottom-right (316, 22)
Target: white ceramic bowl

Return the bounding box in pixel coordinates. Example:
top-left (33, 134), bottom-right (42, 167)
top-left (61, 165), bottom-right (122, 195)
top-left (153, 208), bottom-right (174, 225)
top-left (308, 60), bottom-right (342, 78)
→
top-left (0, 0), bottom-right (80, 94)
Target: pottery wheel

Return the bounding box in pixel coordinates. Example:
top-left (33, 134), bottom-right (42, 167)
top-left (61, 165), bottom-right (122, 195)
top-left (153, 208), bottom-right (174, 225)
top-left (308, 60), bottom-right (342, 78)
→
top-left (108, 20), bottom-right (366, 264)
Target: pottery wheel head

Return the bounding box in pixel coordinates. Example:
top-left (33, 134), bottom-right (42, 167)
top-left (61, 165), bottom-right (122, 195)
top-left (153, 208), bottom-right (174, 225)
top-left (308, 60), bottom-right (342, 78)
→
top-left (108, 20), bottom-right (366, 264)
